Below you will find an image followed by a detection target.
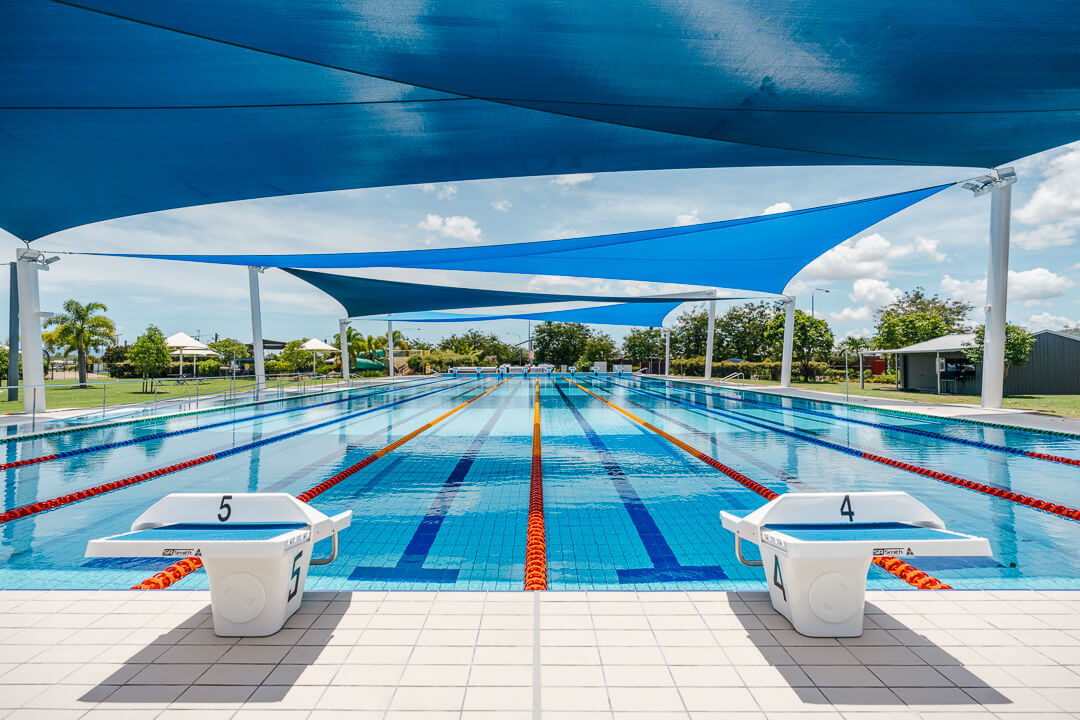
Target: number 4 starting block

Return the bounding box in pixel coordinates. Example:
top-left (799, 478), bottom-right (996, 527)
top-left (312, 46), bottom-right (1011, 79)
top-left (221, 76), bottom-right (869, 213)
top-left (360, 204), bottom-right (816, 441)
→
top-left (86, 493), bottom-right (351, 637)
top-left (720, 492), bottom-right (991, 637)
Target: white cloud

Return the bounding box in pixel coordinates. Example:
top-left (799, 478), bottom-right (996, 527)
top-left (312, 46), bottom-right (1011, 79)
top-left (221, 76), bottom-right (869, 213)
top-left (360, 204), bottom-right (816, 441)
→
top-left (420, 183), bottom-right (458, 200)
top-left (802, 233), bottom-right (945, 281)
top-left (761, 201), bottom-right (792, 215)
top-left (1015, 142), bottom-right (1080, 225)
top-left (828, 306), bottom-right (872, 323)
top-left (491, 200), bottom-right (512, 213)
top-left (941, 268), bottom-right (1075, 307)
top-left (1013, 220), bottom-right (1079, 250)
top-left (417, 214), bottom-right (481, 243)
top-left (552, 173), bottom-right (594, 187)
top-left (674, 209), bottom-right (700, 226)
top-left (850, 278), bottom-right (901, 308)
top-left (1024, 312), bottom-right (1078, 331)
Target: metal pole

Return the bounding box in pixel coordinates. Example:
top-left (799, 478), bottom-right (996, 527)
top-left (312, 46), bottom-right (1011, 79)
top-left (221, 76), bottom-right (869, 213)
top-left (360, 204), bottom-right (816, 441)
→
top-left (844, 350), bottom-right (849, 401)
top-left (339, 318), bottom-right (351, 387)
top-left (102, 383), bottom-right (106, 416)
top-left (859, 353), bottom-right (864, 389)
top-left (936, 351), bottom-right (941, 395)
top-left (981, 182), bottom-right (1012, 409)
top-left (703, 297), bottom-right (716, 380)
top-left (387, 320), bottom-right (395, 379)
top-left (7, 262), bottom-right (18, 402)
top-left (664, 328), bottom-right (670, 376)
top-left (528, 320), bottom-right (533, 363)
top-left (248, 266), bottom-right (266, 395)
top-left (31, 387), bottom-right (35, 429)
top-left (780, 296), bottom-right (795, 388)
top-left (196, 377), bottom-right (200, 408)
top-left (15, 249), bottom-right (46, 414)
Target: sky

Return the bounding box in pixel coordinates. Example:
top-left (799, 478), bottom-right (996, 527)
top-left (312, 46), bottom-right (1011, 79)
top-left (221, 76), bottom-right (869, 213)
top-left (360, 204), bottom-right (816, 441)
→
top-left (2, 141), bottom-right (1079, 349)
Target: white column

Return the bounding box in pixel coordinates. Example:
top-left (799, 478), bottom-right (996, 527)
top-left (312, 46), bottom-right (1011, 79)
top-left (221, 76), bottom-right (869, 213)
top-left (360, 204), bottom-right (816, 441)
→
top-left (780, 296), bottom-right (795, 388)
top-left (339, 318), bottom-right (351, 386)
top-left (387, 320), bottom-right (394, 378)
top-left (981, 183), bottom-right (1012, 409)
top-left (703, 298), bottom-right (716, 380)
top-left (248, 267), bottom-right (266, 393)
top-left (8, 262), bottom-right (19, 402)
top-left (15, 249), bottom-right (45, 413)
top-left (664, 328), bottom-right (671, 376)
top-left (935, 351), bottom-right (941, 395)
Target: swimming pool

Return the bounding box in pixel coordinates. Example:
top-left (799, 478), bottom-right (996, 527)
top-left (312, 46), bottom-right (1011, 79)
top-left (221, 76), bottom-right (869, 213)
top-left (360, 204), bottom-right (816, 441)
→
top-left (2, 374), bottom-right (1080, 591)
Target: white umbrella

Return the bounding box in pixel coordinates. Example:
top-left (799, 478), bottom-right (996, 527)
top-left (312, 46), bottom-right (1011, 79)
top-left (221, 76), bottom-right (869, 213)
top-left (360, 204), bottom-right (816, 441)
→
top-left (300, 338), bottom-right (339, 376)
top-left (166, 332), bottom-right (214, 377)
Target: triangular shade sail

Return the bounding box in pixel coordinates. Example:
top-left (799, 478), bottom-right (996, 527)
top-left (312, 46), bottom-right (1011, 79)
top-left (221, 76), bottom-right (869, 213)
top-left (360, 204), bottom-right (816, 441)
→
top-left (5, 1), bottom-right (1079, 240)
top-left (281, 268), bottom-right (716, 317)
top-left (92, 186), bottom-right (948, 294)
top-left (299, 338), bottom-right (338, 352)
top-left (366, 302), bottom-right (682, 328)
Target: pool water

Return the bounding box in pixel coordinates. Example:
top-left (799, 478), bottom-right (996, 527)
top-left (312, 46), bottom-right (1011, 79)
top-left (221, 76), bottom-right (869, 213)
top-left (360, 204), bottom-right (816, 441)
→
top-left (2, 374), bottom-right (1080, 591)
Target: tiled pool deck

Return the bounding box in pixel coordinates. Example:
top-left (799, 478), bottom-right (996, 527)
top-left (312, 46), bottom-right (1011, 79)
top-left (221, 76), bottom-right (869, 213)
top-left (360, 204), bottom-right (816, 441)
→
top-left (1, 589), bottom-right (1079, 718)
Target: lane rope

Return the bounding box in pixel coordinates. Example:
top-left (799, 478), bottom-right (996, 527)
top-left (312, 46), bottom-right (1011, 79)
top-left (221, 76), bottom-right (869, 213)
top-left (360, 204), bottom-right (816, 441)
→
top-left (0, 379), bottom-right (472, 526)
top-left (0, 377), bottom-right (451, 472)
top-left (650, 376), bottom-right (1080, 441)
top-left (636, 377), bottom-right (1080, 467)
top-left (562, 375), bottom-right (950, 590)
top-left (524, 378), bottom-right (547, 591)
top-left (0, 377), bottom-right (432, 445)
top-left (133, 377), bottom-right (510, 589)
top-left (612, 377), bottom-right (1080, 524)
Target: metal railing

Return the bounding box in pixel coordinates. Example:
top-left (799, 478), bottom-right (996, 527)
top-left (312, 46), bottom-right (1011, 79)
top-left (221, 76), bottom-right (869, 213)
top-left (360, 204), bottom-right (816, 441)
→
top-left (0, 372), bottom-right (378, 430)
top-left (720, 372), bottom-right (745, 382)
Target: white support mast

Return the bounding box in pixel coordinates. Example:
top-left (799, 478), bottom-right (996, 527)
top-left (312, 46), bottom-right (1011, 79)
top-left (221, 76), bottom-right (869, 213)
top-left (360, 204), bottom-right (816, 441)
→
top-left (703, 293), bottom-right (717, 380)
top-left (248, 267), bottom-right (266, 394)
top-left (15, 248), bottom-right (49, 414)
top-left (338, 318), bottom-right (351, 386)
top-left (780, 295), bottom-right (795, 388)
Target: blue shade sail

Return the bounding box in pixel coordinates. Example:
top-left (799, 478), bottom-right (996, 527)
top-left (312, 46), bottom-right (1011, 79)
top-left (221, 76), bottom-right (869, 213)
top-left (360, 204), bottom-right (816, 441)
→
top-left (361, 303), bottom-right (683, 328)
top-left (88, 185), bottom-right (949, 294)
top-left (282, 268), bottom-right (716, 317)
top-left (4, 0), bottom-right (1079, 240)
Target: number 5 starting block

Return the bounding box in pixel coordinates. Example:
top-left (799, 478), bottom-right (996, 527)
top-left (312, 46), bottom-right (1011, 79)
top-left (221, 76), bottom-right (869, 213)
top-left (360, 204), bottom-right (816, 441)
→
top-left (86, 493), bottom-right (351, 637)
top-left (720, 492), bottom-right (990, 637)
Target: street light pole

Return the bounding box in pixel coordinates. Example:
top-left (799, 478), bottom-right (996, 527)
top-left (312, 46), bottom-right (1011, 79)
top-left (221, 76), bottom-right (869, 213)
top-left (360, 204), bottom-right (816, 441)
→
top-left (811, 288), bottom-right (831, 318)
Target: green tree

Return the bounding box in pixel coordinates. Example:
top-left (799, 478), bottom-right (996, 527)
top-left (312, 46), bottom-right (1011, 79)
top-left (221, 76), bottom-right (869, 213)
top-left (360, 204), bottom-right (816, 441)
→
top-left (438, 331), bottom-right (526, 364)
top-left (716, 302), bottom-right (779, 361)
top-left (963, 324), bottom-right (1036, 378)
top-left (622, 327), bottom-right (664, 362)
top-left (278, 339), bottom-right (314, 372)
top-left (833, 336), bottom-right (872, 363)
top-left (332, 327), bottom-right (365, 367)
top-left (575, 333), bottom-right (617, 368)
top-left (128, 325), bottom-right (171, 392)
top-left (671, 306), bottom-right (710, 358)
top-left (874, 312), bottom-right (949, 350)
top-left (533, 322), bottom-right (591, 366)
top-left (43, 299), bottom-right (117, 387)
top-left (876, 287), bottom-right (973, 333)
top-left (765, 310), bottom-right (834, 381)
top-left (208, 338), bottom-right (248, 364)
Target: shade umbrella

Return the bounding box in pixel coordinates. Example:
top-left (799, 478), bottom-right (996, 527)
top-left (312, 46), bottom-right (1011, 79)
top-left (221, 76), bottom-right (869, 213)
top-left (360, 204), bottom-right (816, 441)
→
top-left (300, 338), bottom-right (339, 376)
top-left (166, 332), bottom-right (212, 377)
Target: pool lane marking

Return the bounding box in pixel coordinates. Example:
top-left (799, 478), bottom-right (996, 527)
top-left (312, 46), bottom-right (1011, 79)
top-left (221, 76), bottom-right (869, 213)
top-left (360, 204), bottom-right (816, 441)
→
top-left (0, 377), bottom-right (454, 473)
top-left (134, 377), bottom-right (510, 589)
top-left (554, 380), bottom-right (727, 583)
top-left (562, 376), bottom-right (950, 591)
top-left (350, 380), bottom-right (519, 583)
top-left (608, 376), bottom-right (1080, 524)
top-left (524, 377), bottom-right (547, 591)
top-left (0, 379), bottom-right (476, 526)
top-left (634, 376), bottom-right (1080, 467)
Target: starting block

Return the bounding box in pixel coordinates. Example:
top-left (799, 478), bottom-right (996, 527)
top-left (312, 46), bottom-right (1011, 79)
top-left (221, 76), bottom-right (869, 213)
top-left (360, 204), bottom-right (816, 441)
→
top-left (86, 493), bottom-right (351, 636)
top-left (720, 492), bottom-right (990, 637)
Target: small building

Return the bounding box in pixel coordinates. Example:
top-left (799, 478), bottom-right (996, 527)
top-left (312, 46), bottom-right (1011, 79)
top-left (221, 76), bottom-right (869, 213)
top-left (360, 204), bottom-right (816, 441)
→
top-left (887, 330), bottom-right (1080, 395)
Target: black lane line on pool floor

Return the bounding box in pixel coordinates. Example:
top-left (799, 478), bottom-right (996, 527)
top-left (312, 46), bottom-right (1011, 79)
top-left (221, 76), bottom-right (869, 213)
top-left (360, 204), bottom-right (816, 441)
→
top-left (349, 380), bottom-right (520, 584)
top-left (554, 380), bottom-right (726, 583)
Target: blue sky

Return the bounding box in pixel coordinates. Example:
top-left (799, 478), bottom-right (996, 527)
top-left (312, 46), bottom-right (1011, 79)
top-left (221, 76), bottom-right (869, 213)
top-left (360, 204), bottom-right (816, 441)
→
top-left (2, 142), bottom-right (1078, 349)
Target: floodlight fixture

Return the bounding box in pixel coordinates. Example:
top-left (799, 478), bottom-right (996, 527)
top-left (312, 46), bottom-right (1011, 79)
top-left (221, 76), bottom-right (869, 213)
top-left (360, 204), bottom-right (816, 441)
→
top-left (43, 256), bottom-right (60, 265)
top-left (963, 167), bottom-right (1017, 197)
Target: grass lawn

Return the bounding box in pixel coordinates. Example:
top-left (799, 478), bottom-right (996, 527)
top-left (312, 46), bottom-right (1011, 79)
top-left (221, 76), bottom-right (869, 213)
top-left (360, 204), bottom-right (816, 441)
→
top-left (0, 376), bottom-right (310, 414)
top-left (679, 376), bottom-right (1080, 419)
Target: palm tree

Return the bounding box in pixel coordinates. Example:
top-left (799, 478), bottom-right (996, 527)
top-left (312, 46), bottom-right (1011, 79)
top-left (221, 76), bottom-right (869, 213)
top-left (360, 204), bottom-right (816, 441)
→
top-left (332, 327), bottom-right (365, 363)
top-left (44, 300), bottom-right (117, 388)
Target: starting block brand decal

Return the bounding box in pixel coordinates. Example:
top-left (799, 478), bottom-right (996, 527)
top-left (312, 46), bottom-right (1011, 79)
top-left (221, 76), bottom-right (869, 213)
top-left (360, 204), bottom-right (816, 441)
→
top-left (873, 547), bottom-right (913, 556)
top-left (162, 548), bottom-right (202, 557)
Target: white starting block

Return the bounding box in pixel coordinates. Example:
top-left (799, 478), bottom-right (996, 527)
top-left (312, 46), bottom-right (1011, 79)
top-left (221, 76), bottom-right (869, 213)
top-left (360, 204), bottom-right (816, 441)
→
top-left (86, 493), bottom-right (351, 637)
top-left (720, 492), bottom-right (990, 637)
